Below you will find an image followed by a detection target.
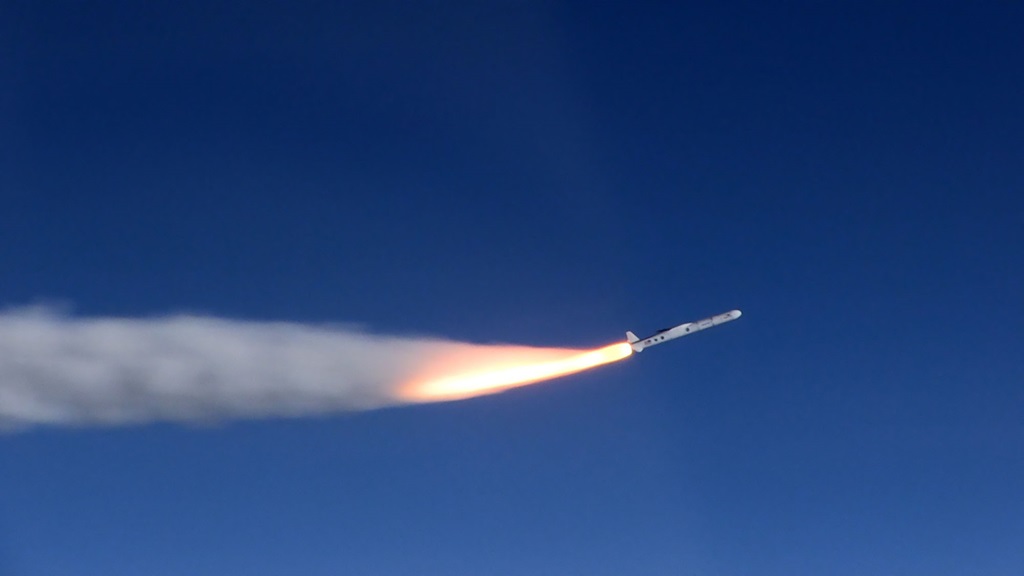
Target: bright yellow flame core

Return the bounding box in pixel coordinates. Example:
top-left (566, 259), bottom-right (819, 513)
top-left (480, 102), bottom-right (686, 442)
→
top-left (400, 342), bottom-right (633, 403)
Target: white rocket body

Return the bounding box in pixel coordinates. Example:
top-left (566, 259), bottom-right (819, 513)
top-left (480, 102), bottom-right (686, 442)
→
top-left (626, 310), bottom-right (742, 353)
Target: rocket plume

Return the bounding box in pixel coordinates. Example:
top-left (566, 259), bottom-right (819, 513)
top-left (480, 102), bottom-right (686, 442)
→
top-left (0, 308), bottom-right (631, 428)
top-left (400, 343), bottom-right (632, 402)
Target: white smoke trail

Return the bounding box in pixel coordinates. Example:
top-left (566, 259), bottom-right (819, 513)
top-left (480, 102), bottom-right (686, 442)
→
top-left (0, 307), bottom-right (590, 428)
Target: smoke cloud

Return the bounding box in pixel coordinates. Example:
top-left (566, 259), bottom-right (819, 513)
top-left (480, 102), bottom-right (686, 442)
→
top-left (0, 307), bottom-right (597, 429)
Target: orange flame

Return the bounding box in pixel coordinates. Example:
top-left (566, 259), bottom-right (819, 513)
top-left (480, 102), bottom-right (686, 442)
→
top-left (400, 342), bottom-right (633, 403)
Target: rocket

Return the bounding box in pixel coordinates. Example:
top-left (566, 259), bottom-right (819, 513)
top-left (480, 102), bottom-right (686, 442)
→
top-left (626, 309), bottom-right (742, 353)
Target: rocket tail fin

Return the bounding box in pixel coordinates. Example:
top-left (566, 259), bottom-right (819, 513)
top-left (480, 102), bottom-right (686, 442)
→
top-left (626, 331), bottom-right (643, 352)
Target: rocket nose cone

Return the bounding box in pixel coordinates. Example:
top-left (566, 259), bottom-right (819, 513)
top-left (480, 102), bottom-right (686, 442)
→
top-left (732, 309), bottom-right (742, 318)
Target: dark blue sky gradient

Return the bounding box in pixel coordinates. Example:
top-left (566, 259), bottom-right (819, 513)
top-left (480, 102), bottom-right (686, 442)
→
top-left (2, 2), bottom-right (1022, 574)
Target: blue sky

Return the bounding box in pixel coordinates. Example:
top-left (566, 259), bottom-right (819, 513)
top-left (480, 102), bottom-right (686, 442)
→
top-left (2, 1), bottom-right (1022, 574)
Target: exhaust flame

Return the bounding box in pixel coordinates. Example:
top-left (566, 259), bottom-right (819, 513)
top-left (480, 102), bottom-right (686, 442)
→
top-left (401, 342), bottom-right (633, 402)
